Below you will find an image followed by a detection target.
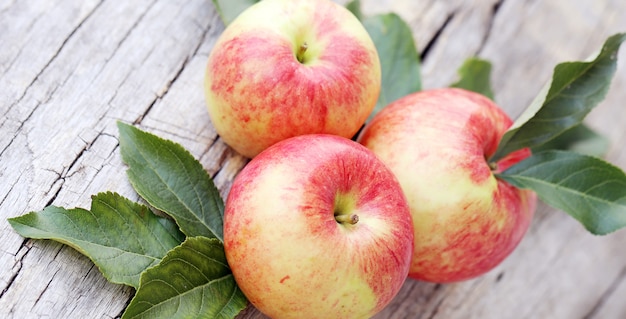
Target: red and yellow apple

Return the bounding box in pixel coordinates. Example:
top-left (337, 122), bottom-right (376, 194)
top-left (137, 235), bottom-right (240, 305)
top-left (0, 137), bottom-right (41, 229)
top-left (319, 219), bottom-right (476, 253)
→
top-left (204, 0), bottom-right (381, 158)
top-left (223, 134), bottom-right (414, 319)
top-left (358, 88), bottom-right (537, 283)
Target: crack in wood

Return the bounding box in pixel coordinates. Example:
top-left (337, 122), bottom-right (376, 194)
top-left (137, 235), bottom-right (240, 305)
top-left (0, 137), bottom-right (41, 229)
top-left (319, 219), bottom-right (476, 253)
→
top-left (477, 0), bottom-right (505, 56)
top-left (104, 1), bottom-right (157, 66)
top-left (100, 133), bottom-right (120, 161)
top-left (420, 12), bottom-right (456, 63)
top-left (41, 128), bottom-right (114, 207)
top-left (192, 8), bottom-right (222, 57)
top-left (98, 2), bottom-right (159, 113)
top-left (203, 135), bottom-right (224, 165)
top-left (131, 5), bottom-right (212, 126)
top-left (0, 168), bottom-right (26, 208)
top-left (495, 271), bottom-right (505, 283)
top-left (42, 146), bottom-right (90, 207)
top-left (0, 105), bottom-right (39, 159)
top-left (1, 2), bottom-right (108, 167)
top-left (33, 275), bottom-right (56, 307)
top-left (114, 292), bottom-right (135, 319)
top-left (4, 1), bottom-right (104, 118)
top-left (0, 239), bottom-right (33, 300)
top-left (582, 266), bottom-right (626, 319)
top-left (426, 284), bottom-right (447, 319)
top-left (133, 56), bottom-right (192, 125)
top-left (42, 167), bottom-right (65, 207)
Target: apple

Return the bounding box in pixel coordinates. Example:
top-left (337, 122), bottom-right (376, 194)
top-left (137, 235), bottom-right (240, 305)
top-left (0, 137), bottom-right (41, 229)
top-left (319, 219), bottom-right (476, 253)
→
top-left (357, 88), bottom-right (538, 283)
top-left (223, 134), bottom-right (414, 319)
top-left (205, 0), bottom-right (381, 158)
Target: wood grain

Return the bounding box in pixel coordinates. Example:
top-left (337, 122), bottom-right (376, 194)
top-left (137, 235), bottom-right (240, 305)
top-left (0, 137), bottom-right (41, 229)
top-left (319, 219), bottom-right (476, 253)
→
top-left (1, 0), bottom-right (625, 318)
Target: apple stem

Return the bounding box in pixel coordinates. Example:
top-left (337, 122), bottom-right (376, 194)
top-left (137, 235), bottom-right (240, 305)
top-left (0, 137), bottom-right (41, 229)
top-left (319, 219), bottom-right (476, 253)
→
top-left (488, 161), bottom-right (498, 171)
top-left (335, 213), bottom-right (359, 225)
top-left (296, 42), bottom-right (308, 63)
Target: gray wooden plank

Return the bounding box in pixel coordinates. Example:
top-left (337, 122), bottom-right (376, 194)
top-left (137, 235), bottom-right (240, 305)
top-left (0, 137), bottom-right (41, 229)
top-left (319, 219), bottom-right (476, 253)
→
top-left (1, 0), bottom-right (625, 318)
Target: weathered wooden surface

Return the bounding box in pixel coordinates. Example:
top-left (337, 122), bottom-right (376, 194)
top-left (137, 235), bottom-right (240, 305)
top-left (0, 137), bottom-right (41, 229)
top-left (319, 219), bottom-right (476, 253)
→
top-left (1, 0), bottom-right (625, 318)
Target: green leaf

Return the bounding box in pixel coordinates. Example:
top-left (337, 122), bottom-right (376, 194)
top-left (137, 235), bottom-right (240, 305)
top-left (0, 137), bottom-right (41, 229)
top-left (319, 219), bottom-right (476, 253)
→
top-left (345, 0), bottom-right (363, 21)
top-left (498, 150), bottom-right (626, 235)
top-left (122, 237), bottom-right (248, 319)
top-left (211, 0), bottom-right (258, 26)
top-left (450, 57), bottom-right (494, 100)
top-left (117, 122), bottom-right (224, 242)
top-left (7, 192), bottom-right (184, 288)
top-left (491, 33), bottom-right (626, 162)
top-left (362, 13), bottom-right (421, 121)
top-left (532, 124), bottom-right (610, 158)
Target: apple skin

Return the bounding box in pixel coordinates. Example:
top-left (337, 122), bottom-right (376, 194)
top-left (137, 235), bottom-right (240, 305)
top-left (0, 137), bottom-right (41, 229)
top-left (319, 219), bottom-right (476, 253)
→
top-left (204, 0), bottom-right (381, 158)
top-left (223, 134), bottom-right (414, 319)
top-left (357, 88), bottom-right (538, 283)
